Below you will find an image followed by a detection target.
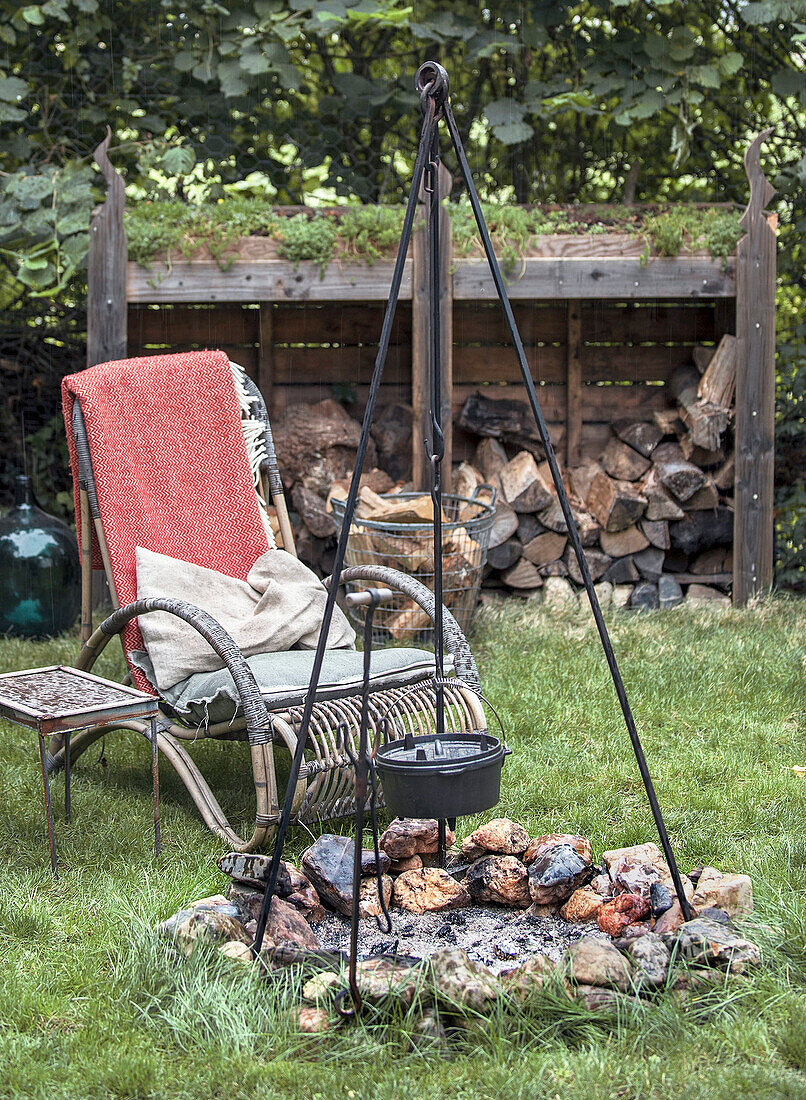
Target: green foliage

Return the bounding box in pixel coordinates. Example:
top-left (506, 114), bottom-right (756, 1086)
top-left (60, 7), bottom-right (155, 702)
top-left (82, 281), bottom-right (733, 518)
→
top-left (642, 207), bottom-right (744, 264)
top-left (275, 213), bottom-right (337, 272)
top-left (24, 414), bottom-right (74, 520)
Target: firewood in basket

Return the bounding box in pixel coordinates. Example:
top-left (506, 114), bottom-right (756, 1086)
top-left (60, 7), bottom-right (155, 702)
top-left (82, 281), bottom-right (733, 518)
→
top-left (499, 451), bottom-right (553, 513)
top-left (600, 437), bottom-right (651, 482)
top-left (612, 419), bottom-right (664, 458)
top-left (387, 604), bottom-right (431, 639)
top-left (586, 470), bottom-right (648, 532)
top-left (355, 486), bottom-right (442, 525)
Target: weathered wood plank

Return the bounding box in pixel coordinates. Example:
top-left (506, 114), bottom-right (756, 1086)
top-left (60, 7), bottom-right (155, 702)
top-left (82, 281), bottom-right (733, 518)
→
top-left (450, 382), bottom-right (667, 422)
top-left (258, 303), bottom-right (274, 414)
top-left (126, 258), bottom-right (413, 303)
top-left (566, 301), bottom-right (583, 465)
top-left (734, 130), bottom-right (776, 605)
top-left (453, 257), bottom-right (736, 300)
top-left (87, 131), bottom-right (127, 367)
top-left (453, 343), bottom-right (693, 384)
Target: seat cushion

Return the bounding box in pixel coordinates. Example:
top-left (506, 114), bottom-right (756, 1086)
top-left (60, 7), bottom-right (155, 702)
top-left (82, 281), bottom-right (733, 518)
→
top-left (131, 647), bottom-right (451, 726)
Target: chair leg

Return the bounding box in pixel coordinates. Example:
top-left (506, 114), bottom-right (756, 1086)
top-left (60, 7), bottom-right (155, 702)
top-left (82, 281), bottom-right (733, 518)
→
top-left (150, 719), bottom-right (161, 858)
top-left (37, 734), bottom-right (58, 878)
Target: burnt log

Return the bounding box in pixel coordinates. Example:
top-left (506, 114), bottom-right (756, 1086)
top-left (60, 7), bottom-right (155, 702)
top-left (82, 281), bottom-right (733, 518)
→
top-left (459, 392), bottom-right (543, 453)
top-left (669, 507), bottom-right (734, 555)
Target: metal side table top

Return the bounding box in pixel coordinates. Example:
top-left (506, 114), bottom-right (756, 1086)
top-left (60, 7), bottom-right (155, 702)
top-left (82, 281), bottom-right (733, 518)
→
top-left (0, 665), bottom-right (161, 876)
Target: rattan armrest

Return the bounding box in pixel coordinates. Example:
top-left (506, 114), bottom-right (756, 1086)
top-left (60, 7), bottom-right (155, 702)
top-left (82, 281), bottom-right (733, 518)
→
top-left (326, 565), bottom-right (480, 688)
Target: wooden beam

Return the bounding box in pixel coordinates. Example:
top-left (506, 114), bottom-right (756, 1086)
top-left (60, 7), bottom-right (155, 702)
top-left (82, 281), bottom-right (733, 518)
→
top-left (412, 162), bottom-right (452, 491)
top-left (734, 129), bottom-right (777, 606)
top-left (566, 301), bottom-right (583, 465)
top-left (258, 303), bottom-right (274, 418)
top-left (87, 130), bottom-right (127, 366)
top-left (453, 257), bottom-right (736, 300)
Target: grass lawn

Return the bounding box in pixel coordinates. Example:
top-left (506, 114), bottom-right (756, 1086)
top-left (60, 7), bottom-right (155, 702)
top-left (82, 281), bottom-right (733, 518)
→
top-left (1, 596), bottom-right (806, 1099)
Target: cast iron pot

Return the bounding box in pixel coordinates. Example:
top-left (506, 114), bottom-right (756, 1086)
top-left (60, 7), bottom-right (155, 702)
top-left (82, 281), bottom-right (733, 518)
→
top-left (374, 731), bottom-right (507, 820)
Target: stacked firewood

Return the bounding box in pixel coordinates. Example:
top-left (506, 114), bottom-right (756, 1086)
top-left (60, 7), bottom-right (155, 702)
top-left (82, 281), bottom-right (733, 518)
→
top-left (458, 334), bottom-right (738, 610)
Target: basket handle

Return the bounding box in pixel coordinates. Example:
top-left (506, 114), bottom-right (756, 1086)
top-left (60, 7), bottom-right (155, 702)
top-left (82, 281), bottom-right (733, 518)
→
top-left (471, 482), bottom-right (498, 508)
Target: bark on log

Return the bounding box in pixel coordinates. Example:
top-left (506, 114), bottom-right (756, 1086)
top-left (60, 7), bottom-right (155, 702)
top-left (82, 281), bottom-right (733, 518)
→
top-left (564, 546), bottom-right (612, 584)
top-left (640, 467), bottom-right (686, 521)
top-left (652, 442), bottom-right (707, 502)
top-left (669, 507), bottom-right (734, 555)
top-left (586, 470), bottom-right (648, 532)
top-left (680, 434), bottom-right (725, 468)
top-left (698, 334), bottom-right (737, 409)
top-left (487, 538), bottom-right (523, 571)
top-left (459, 392), bottom-right (543, 453)
top-left (653, 409), bottom-right (685, 438)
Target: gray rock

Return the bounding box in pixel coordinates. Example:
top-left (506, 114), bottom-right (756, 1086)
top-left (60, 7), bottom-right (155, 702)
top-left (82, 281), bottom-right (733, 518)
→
top-left (572, 983), bottom-right (632, 1012)
top-left (250, 896), bottom-right (321, 954)
top-left (633, 547), bottom-right (665, 580)
top-left (630, 581), bottom-right (659, 610)
top-left (300, 834), bottom-right (356, 916)
top-left (429, 947), bottom-right (499, 1012)
top-left (528, 843), bottom-right (593, 906)
top-left (565, 936), bottom-right (633, 991)
top-left (657, 573), bottom-right (683, 609)
top-left (603, 557), bottom-right (640, 585)
top-left (159, 895), bottom-right (252, 957)
top-left (649, 881), bottom-right (674, 919)
top-left (665, 917), bottom-right (761, 974)
top-left (626, 931), bottom-right (671, 988)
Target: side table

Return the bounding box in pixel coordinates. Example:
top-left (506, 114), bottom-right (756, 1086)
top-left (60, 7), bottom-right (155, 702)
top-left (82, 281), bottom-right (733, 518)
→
top-left (0, 665), bottom-right (161, 876)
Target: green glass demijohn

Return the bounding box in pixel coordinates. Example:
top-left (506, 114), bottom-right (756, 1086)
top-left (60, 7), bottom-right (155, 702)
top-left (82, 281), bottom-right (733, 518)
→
top-left (0, 475), bottom-right (81, 637)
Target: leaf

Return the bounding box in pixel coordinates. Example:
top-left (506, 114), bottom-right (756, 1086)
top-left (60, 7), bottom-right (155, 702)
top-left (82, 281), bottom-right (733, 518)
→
top-left (772, 68), bottom-right (806, 97)
top-left (18, 258), bottom-right (56, 288)
top-left (21, 6), bottom-right (44, 24)
top-left (0, 76), bottom-right (28, 102)
top-left (717, 52), bottom-right (744, 76)
top-left (161, 146), bottom-right (196, 175)
top-left (691, 64), bottom-right (721, 88)
top-left (484, 97), bottom-right (527, 128)
top-left (492, 120), bottom-right (535, 145)
top-left (741, 1), bottom-right (777, 24)
top-left (629, 90), bottom-right (666, 118)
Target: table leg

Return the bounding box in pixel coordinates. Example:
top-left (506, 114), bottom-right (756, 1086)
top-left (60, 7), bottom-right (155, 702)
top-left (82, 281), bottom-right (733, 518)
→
top-left (151, 719), bottom-right (161, 858)
top-left (64, 731), bottom-right (71, 825)
top-left (37, 733), bottom-right (58, 878)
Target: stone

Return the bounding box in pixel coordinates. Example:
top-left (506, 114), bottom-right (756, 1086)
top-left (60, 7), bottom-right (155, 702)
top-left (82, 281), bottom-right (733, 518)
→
top-left (430, 947), bottom-right (499, 1012)
top-left (500, 954), bottom-right (557, 1002)
top-left (649, 882), bottom-right (674, 918)
top-left (358, 875), bottom-right (394, 918)
top-left (625, 931), bottom-right (671, 989)
top-left (589, 873), bottom-right (614, 897)
top-left (609, 851), bottom-right (694, 903)
top-left (668, 917), bottom-right (761, 974)
top-left (379, 819), bottom-right (454, 859)
top-left (560, 888), bottom-right (605, 923)
top-left (361, 850), bottom-right (392, 875)
top-left (220, 854), bottom-right (326, 922)
top-left (355, 957), bottom-right (426, 1008)
top-left (565, 937), bottom-right (633, 991)
top-left (691, 868), bottom-right (754, 918)
top-left (390, 854), bottom-right (424, 874)
top-left (300, 835), bottom-right (391, 917)
top-left (653, 900), bottom-right (686, 936)
top-left (164, 906), bottom-right (251, 957)
top-left (528, 843), bottom-right (594, 905)
top-left (226, 883), bottom-right (266, 923)
top-left (253, 896), bottom-right (321, 953)
top-left (494, 939), bottom-right (521, 961)
top-left (630, 581), bottom-right (659, 610)
top-left (393, 868), bottom-right (470, 914)
top-left (303, 972), bottom-right (341, 1003)
top-left (295, 1006), bottom-right (330, 1034)
top-left (227, 877), bottom-right (325, 925)
top-left (459, 839), bottom-right (488, 861)
top-left (633, 547), bottom-right (665, 580)
top-left (597, 893), bottom-right (651, 937)
top-left (685, 583), bottom-right (731, 609)
top-left (465, 855), bottom-right (531, 908)
top-left (612, 584), bottom-right (633, 609)
top-left (658, 573), bottom-right (684, 609)
top-left (410, 1006), bottom-right (447, 1047)
top-left (523, 833), bottom-right (592, 865)
top-left (572, 984), bottom-right (632, 1012)
top-left (616, 921), bottom-right (652, 941)
top-left (593, 580), bottom-right (613, 608)
top-left (542, 575), bottom-right (577, 611)
top-left (602, 842), bottom-right (665, 877)
top-left (217, 940), bottom-right (255, 964)
top-left (464, 818), bottom-right (530, 855)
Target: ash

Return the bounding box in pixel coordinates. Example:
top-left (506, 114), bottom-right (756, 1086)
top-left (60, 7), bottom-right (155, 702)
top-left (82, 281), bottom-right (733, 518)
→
top-left (312, 905), bottom-right (608, 974)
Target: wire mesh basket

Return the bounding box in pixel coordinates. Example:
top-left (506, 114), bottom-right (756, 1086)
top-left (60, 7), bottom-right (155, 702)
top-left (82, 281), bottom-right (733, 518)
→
top-left (331, 488), bottom-right (497, 645)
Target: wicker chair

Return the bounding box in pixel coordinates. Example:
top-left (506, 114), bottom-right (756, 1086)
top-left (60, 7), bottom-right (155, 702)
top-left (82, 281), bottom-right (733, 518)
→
top-left (51, 353), bottom-right (485, 851)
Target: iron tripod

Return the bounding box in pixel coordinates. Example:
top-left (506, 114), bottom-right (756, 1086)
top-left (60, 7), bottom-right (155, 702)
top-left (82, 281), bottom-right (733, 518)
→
top-left (251, 61), bottom-right (691, 961)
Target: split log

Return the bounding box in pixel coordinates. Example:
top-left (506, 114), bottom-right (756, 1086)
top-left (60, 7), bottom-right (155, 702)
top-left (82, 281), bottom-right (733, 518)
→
top-left (612, 419), bottom-right (664, 458)
top-left (586, 470), bottom-right (648, 532)
top-left (599, 524), bottom-right (649, 557)
top-left (501, 559), bottom-right (543, 590)
top-left (713, 454), bottom-right (735, 493)
top-left (517, 514), bottom-right (546, 544)
top-left (651, 442), bottom-right (707, 502)
top-left (698, 334), bottom-right (737, 409)
top-left (459, 392), bottom-right (543, 453)
top-left (538, 498), bottom-right (600, 546)
top-left (653, 409), bottom-right (685, 438)
top-left (488, 502), bottom-right (519, 548)
top-left (538, 559), bottom-right (568, 577)
top-left (633, 547), bottom-right (665, 580)
top-left (602, 556), bottom-right (640, 584)
top-left (680, 434), bottom-right (725, 468)
top-left (523, 531), bottom-right (567, 566)
top-left (487, 538), bottom-right (522, 571)
top-left (669, 506), bottom-right (733, 555)
top-left (600, 437), bottom-right (651, 482)
top-left (564, 546), bottom-right (612, 584)
top-left (292, 486), bottom-right (336, 539)
top-left (639, 519), bottom-right (670, 550)
top-left (693, 345), bottom-right (716, 373)
top-left (474, 437), bottom-right (508, 482)
top-left (683, 479), bottom-right (719, 511)
top-left (355, 486), bottom-right (438, 524)
top-left (500, 451), bottom-right (553, 513)
top-left (670, 366), bottom-right (730, 452)
top-left (363, 530), bottom-right (433, 573)
top-left (453, 462), bottom-right (483, 500)
top-left (569, 461), bottom-right (601, 503)
top-left (639, 467), bottom-right (685, 521)
top-left (663, 548), bottom-right (690, 573)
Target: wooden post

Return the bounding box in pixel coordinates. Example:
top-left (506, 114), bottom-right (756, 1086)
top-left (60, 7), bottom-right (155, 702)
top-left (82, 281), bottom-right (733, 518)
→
top-left (87, 129), bottom-right (127, 367)
top-left (258, 303), bottom-right (274, 417)
top-left (734, 129), bottom-right (777, 606)
top-left (566, 301), bottom-right (583, 465)
top-left (412, 162), bottom-right (453, 491)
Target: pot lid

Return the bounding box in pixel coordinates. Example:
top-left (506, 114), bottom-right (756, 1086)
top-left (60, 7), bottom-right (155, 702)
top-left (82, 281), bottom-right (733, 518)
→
top-left (376, 731), bottom-right (502, 767)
